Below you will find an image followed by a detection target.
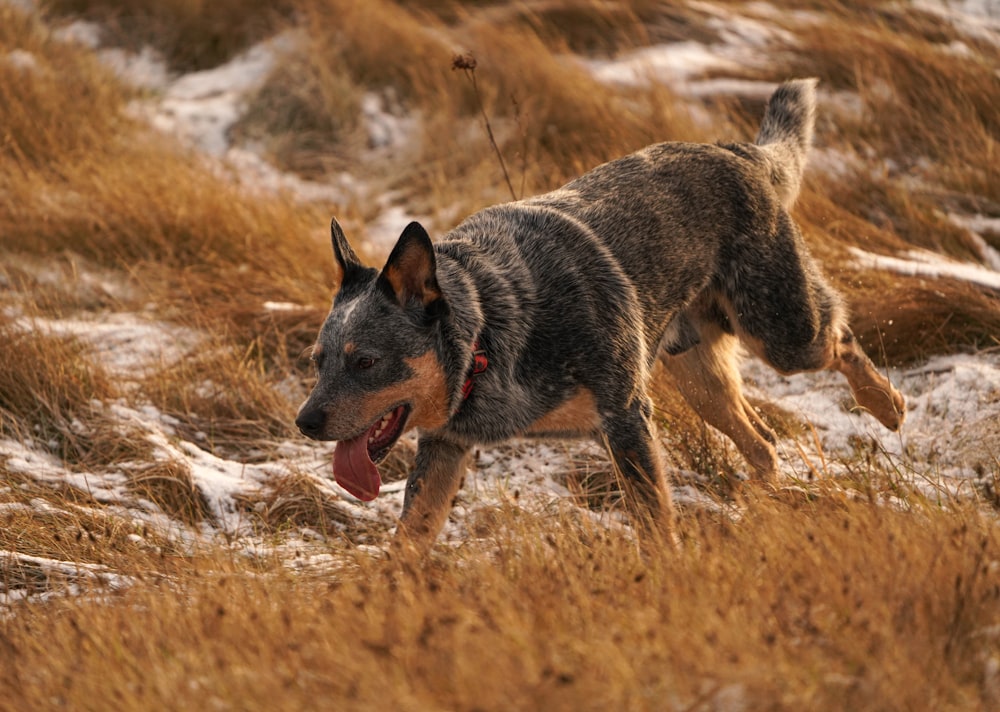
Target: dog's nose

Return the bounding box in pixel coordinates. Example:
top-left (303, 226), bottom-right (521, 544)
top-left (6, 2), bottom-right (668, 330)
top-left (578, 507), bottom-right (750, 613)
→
top-left (295, 408), bottom-right (326, 439)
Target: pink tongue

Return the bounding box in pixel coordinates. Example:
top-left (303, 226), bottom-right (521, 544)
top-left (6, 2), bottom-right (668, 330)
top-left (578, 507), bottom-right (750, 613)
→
top-left (333, 430), bottom-right (381, 501)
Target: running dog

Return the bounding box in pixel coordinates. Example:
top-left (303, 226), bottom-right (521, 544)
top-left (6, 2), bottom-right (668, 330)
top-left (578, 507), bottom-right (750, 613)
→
top-left (296, 79), bottom-right (905, 547)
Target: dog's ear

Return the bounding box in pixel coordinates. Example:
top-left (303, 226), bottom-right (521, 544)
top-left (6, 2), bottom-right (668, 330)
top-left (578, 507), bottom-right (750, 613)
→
top-left (330, 217), bottom-right (363, 280)
top-left (378, 222), bottom-right (443, 309)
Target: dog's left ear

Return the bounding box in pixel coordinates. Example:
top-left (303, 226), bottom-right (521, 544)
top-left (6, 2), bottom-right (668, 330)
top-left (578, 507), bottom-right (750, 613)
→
top-left (378, 222), bottom-right (443, 308)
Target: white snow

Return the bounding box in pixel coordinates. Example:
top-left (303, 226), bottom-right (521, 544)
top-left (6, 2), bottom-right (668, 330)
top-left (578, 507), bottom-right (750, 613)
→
top-left (584, 41), bottom-right (743, 88)
top-left (0, 549), bottom-right (132, 607)
top-left (581, 2), bottom-right (787, 95)
top-left (146, 37), bottom-right (286, 155)
top-left (3, 48), bottom-right (38, 71)
top-left (362, 91), bottom-right (418, 151)
top-left (743, 352), bottom-right (1000, 489)
top-left (947, 213), bottom-right (1000, 270)
top-left (52, 19), bottom-right (102, 50)
top-left (850, 247), bottom-right (1000, 290)
top-left (914, 0), bottom-right (1000, 45)
top-left (4, 0), bottom-right (1000, 608)
top-left (14, 312), bottom-right (202, 381)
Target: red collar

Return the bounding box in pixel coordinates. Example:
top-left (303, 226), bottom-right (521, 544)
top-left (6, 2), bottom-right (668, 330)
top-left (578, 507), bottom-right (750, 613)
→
top-left (461, 340), bottom-right (488, 400)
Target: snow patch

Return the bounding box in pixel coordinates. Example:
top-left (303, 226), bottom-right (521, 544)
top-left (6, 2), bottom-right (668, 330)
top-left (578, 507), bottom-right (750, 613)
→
top-left (15, 312), bottom-right (202, 380)
top-left (914, 0), bottom-right (1000, 45)
top-left (99, 46), bottom-right (171, 90)
top-left (742, 351), bottom-right (1000, 488)
top-left (52, 19), bottom-right (102, 49)
top-left (149, 39), bottom-right (279, 156)
top-left (850, 247), bottom-right (1000, 290)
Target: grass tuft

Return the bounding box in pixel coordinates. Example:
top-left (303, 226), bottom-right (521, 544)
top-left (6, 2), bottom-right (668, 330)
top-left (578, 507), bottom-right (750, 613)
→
top-left (2, 496), bottom-right (999, 708)
top-left (42, 0), bottom-right (295, 71)
top-left (0, 318), bottom-right (150, 468)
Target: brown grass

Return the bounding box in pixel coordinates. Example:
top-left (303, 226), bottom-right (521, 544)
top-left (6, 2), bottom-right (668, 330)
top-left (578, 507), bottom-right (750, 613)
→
top-left (42, 0), bottom-right (295, 71)
top-left (246, 0), bottom-right (710, 211)
top-left (781, 7), bottom-right (999, 191)
top-left (2, 496), bottom-right (999, 709)
top-left (236, 471), bottom-right (382, 543)
top-left (852, 276), bottom-right (1000, 364)
top-left (2, 2), bottom-right (1000, 708)
top-left (0, 6), bottom-right (127, 169)
top-left (0, 318), bottom-right (151, 468)
top-left (128, 460), bottom-right (214, 527)
top-left (232, 50), bottom-right (365, 178)
top-left (139, 344), bottom-right (298, 461)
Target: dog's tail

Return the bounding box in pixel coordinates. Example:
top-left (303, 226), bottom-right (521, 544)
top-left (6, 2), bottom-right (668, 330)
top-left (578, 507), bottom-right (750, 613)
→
top-left (754, 78), bottom-right (818, 209)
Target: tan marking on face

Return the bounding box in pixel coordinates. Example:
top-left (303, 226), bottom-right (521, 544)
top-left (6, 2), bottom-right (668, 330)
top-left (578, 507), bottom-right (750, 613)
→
top-left (330, 350), bottom-right (449, 439)
top-left (526, 388), bottom-right (601, 436)
top-left (344, 342), bottom-right (356, 355)
top-left (401, 351), bottom-right (450, 431)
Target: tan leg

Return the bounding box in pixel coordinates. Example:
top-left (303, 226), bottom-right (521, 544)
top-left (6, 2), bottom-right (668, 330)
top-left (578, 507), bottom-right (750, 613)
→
top-left (395, 436), bottom-right (469, 553)
top-left (661, 326), bottom-right (780, 482)
top-left (736, 318), bottom-right (905, 433)
top-left (831, 331), bottom-right (905, 430)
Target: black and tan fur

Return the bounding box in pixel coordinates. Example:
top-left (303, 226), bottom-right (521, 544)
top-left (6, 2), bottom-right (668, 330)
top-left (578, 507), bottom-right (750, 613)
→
top-left (296, 79), bottom-right (905, 548)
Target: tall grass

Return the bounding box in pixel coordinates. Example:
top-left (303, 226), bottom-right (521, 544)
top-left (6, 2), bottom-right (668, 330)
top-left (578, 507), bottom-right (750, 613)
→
top-left (2, 497), bottom-right (999, 709)
top-left (1, 2), bottom-right (1000, 706)
top-left (41, 0), bottom-right (295, 71)
top-left (1, 3), bottom-right (339, 359)
top-left (0, 317), bottom-right (150, 468)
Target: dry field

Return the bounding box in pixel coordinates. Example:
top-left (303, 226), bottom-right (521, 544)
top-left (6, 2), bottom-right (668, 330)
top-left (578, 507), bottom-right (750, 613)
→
top-left (2, 0), bottom-right (999, 709)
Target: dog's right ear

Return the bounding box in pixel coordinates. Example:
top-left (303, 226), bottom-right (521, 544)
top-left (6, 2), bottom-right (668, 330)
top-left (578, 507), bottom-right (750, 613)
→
top-left (330, 217), bottom-right (363, 281)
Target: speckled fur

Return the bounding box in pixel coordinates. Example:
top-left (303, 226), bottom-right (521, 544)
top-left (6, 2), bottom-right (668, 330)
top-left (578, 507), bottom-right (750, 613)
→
top-left (296, 79), bottom-right (904, 549)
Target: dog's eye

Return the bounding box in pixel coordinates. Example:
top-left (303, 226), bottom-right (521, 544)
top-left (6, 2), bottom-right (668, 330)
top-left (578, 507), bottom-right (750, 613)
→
top-left (355, 356), bottom-right (375, 370)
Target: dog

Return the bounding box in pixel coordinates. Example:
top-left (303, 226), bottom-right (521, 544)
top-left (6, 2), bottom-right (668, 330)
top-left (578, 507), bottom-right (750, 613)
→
top-left (296, 78), bottom-right (905, 548)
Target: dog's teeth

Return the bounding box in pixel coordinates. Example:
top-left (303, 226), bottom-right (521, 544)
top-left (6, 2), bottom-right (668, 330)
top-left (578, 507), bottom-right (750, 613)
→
top-left (369, 414), bottom-right (393, 445)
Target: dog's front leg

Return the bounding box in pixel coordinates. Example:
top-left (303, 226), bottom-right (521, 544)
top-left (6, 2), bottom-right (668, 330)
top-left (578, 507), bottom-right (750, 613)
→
top-left (395, 435), bottom-right (470, 552)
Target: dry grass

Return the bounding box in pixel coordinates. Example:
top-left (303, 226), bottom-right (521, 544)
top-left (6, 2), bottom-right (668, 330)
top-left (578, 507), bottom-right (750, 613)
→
top-left (245, 0), bottom-right (710, 210)
top-left (2, 497), bottom-right (999, 709)
top-left (233, 50), bottom-right (365, 178)
top-left (42, 0), bottom-right (295, 71)
top-left (236, 470), bottom-right (382, 543)
top-left (2, 1), bottom-right (1000, 707)
top-left (128, 460), bottom-right (215, 527)
top-left (138, 344), bottom-right (299, 461)
top-left (0, 318), bottom-right (151, 468)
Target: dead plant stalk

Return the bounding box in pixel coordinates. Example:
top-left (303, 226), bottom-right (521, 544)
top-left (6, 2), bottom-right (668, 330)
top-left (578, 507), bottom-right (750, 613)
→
top-left (452, 52), bottom-right (518, 201)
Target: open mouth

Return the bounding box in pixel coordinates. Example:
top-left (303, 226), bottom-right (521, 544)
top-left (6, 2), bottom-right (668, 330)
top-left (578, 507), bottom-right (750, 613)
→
top-left (332, 404), bottom-right (410, 501)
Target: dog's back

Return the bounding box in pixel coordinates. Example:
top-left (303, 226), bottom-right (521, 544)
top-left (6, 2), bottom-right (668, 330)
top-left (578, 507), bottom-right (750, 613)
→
top-left (441, 78), bottom-right (820, 365)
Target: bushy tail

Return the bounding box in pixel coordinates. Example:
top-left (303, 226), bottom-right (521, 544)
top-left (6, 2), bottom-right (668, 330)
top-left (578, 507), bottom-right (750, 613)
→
top-left (754, 78), bottom-right (818, 209)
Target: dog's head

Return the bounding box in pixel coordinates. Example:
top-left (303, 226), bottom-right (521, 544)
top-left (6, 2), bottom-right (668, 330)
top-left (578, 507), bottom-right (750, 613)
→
top-left (296, 218), bottom-right (451, 500)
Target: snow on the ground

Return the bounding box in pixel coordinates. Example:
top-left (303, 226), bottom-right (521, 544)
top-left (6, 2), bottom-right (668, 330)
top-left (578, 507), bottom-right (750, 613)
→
top-left (850, 247), bottom-right (1000, 291)
top-left (143, 33), bottom-right (292, 156)
top-left (16, 312), bottom-right (203, 381)
top-left (742, 352), bottom-right (1000, 495)
top-left (4, 1), bottom-right (1000, 604)
top-left (915, 0), bottom-right (1000, 45)
top-left (0, 549), bottom-right (132, 607)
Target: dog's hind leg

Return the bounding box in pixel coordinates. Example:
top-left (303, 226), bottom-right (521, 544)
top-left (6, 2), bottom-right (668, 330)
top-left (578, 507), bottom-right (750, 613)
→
top-left (660, 323), bottom-right (780, 482)
top-left (828, 330), bottom-right (905, 430)
top-left (395, 436), bottom-right (470, 552)
top-left (724, 214), bottom-right (905, 431)
top-left (743, 320), bottom-right (904, 431)
top-left (601, 396), bottom-right (677, 542)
